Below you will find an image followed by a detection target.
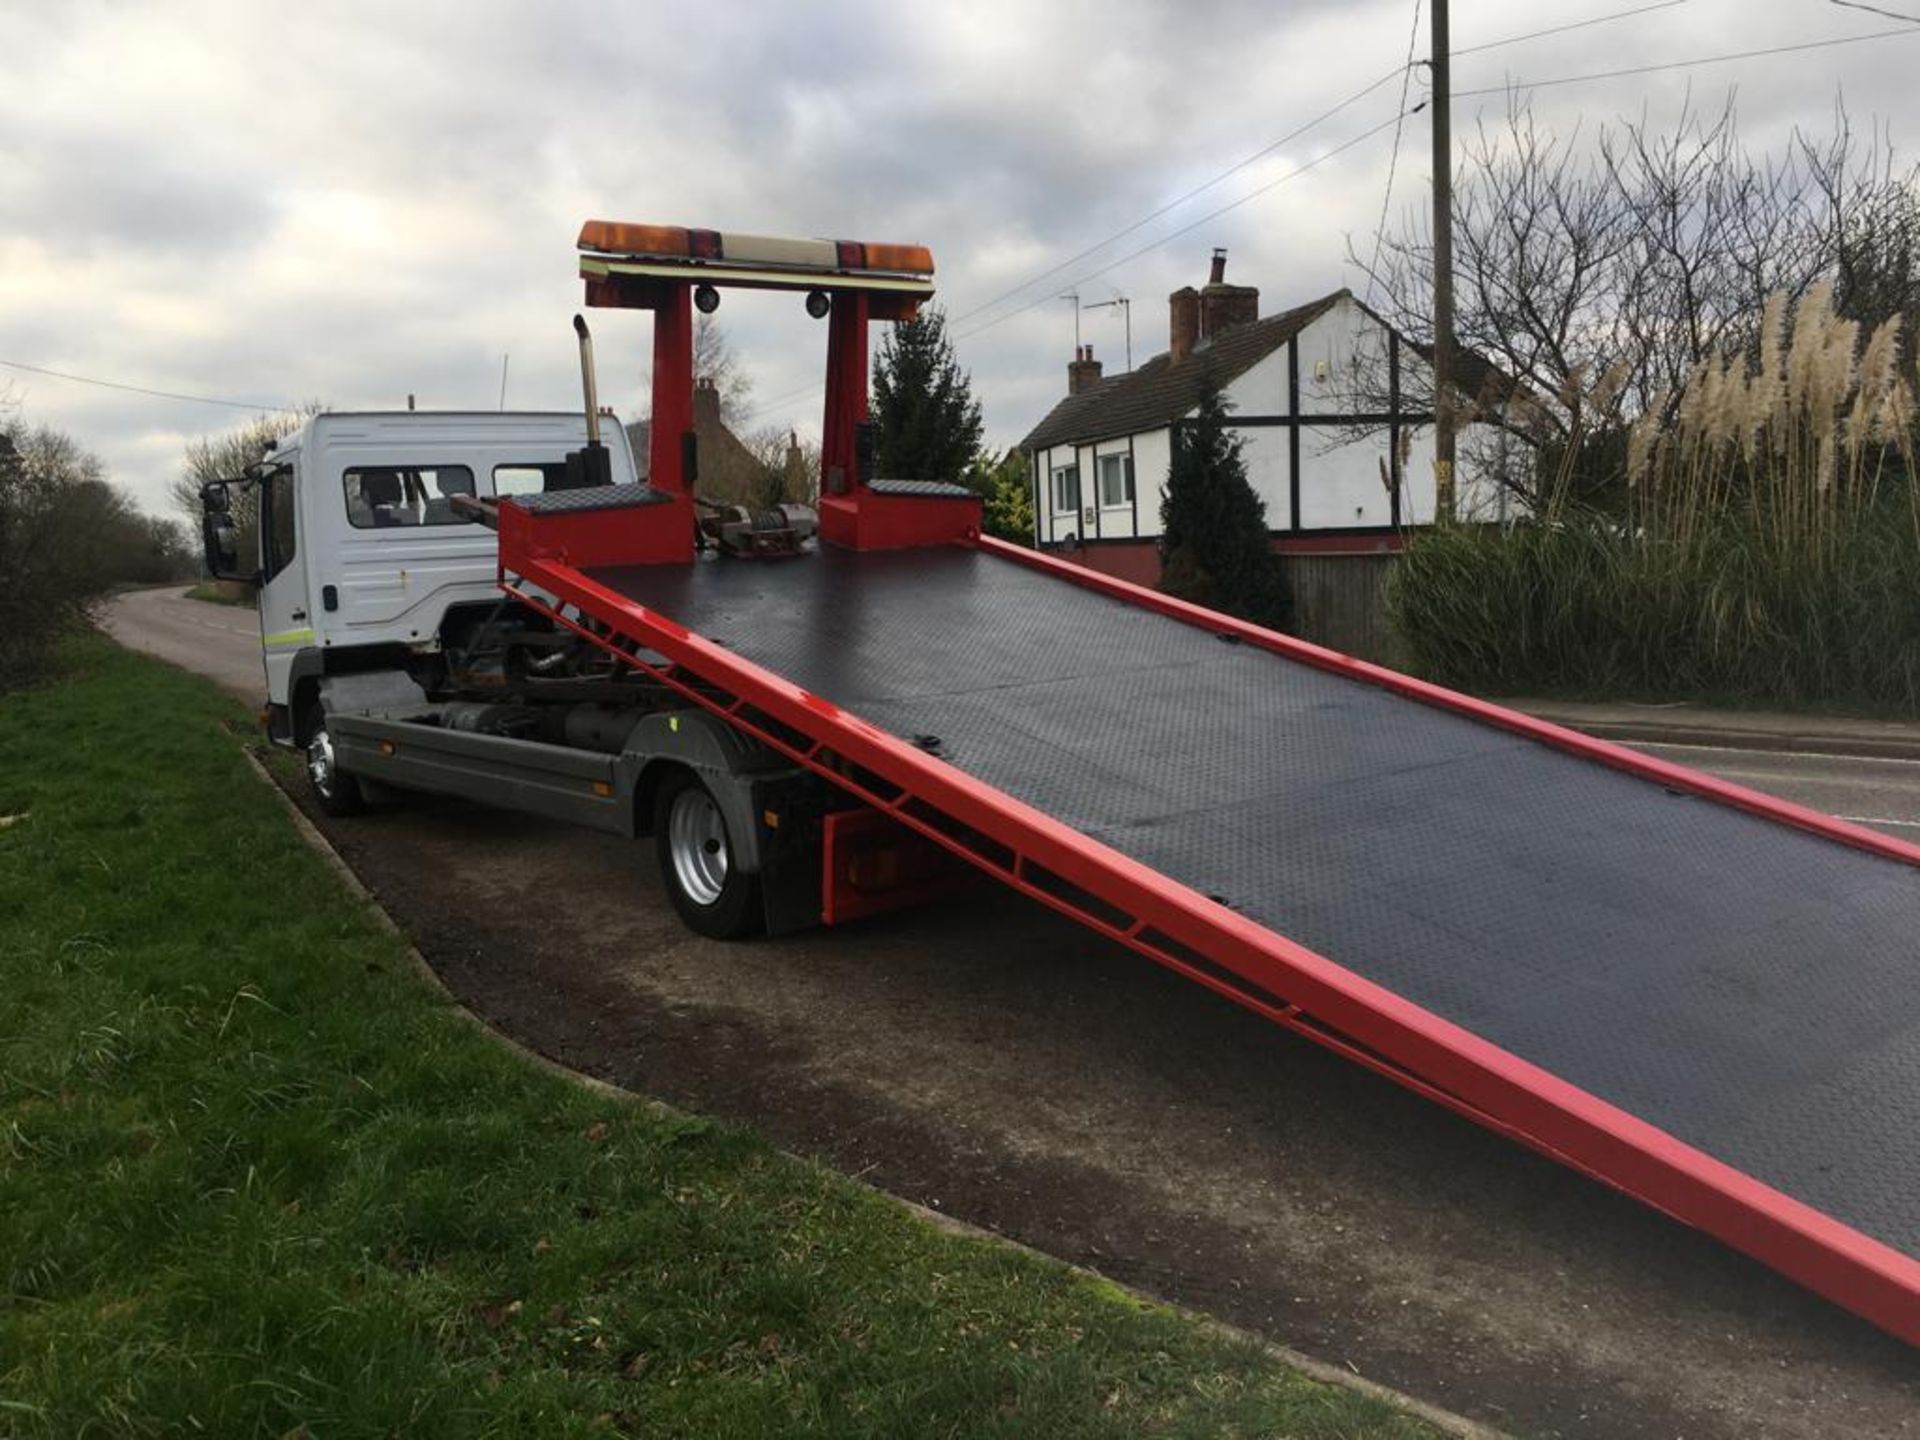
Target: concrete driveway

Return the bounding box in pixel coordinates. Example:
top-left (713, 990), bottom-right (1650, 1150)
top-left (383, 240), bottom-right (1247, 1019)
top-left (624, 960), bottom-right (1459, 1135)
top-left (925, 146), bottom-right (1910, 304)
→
top-left (102, 590), bottom-right (1920, 1439)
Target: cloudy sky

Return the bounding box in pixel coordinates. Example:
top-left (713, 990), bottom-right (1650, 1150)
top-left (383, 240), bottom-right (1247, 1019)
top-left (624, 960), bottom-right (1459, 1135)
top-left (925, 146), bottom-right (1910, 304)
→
top-left (2, 0), bottom-right (1915, 517)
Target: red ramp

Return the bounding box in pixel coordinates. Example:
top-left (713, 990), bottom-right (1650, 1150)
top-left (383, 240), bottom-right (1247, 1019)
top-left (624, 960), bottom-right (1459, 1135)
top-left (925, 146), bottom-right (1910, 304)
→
top-left (495, 510), bottom-right (1920, 1347)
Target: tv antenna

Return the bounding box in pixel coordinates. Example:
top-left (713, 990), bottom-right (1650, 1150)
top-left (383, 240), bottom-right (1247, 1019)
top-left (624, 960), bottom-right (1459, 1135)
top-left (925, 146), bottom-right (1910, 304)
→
top-left (1085, 294), bottom-right (1132, 371)
top-left (1059, 290), bottom-right (1081, 351)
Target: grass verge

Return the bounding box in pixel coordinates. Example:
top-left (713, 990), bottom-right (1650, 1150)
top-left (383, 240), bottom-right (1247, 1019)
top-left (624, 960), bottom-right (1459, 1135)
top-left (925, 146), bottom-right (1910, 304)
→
top-left (0, 637), bottom-right (1439, 1439)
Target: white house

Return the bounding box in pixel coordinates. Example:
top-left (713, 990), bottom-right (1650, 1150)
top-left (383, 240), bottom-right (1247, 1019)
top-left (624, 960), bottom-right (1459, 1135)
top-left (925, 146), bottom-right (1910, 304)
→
top-left (1019, 251), bottom-right (1502, 586)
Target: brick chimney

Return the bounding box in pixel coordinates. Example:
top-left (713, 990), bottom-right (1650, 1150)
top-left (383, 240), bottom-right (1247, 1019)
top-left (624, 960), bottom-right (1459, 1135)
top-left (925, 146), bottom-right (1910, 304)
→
top-left (1168, 286), bottom-right (1200, 363)
top-left (1067, 344), bottom-right (1104, 395)
top-left (1199, 248), bottom-right (1258, 340)
top-left (693, 376), bottom-right (723, 429)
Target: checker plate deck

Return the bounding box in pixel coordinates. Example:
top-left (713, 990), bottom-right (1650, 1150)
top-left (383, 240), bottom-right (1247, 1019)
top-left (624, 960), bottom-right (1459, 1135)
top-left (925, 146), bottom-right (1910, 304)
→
top-left (520, 539), bottom-right (1920, 1341)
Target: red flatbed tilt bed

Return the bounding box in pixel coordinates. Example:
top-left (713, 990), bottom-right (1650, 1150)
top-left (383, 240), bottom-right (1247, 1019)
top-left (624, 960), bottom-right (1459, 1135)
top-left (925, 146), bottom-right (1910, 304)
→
top-left (492, 220), bottom-right (1920, 1347)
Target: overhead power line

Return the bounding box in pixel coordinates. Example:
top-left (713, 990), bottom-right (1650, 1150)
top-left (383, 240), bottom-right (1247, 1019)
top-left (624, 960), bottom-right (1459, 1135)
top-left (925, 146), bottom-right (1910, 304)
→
top-left (957, 108), bottom-right (1414, 342)
top-left (1364, 0), bottom-right (1426, 307)
top-left (954, 22), bottom-right (1902, 354)
top-left (0, 357), bottom-right (302, 414)
top-left (1454, 25), bottom-right (1920, 97)
top-left (741, 1), bottom-right (1702, 426)
top-left (1452, 0), bottom-right (1690, 59)
top-left (1827, 0), bottom-right (1920, 24)
top-left (946, 0), bottom-right (1690, 335)
top-left (946, 65), bottom-right (1408, 330)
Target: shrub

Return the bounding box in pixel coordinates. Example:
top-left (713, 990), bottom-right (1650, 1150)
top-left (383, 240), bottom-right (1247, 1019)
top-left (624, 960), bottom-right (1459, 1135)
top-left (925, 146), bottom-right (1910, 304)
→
top-left (1392, 286), bottom-right (1920, 712)
top-left (0, 421), bottom-right (193, 691)
top-left (1160, 386), bottom-right (1292, 630)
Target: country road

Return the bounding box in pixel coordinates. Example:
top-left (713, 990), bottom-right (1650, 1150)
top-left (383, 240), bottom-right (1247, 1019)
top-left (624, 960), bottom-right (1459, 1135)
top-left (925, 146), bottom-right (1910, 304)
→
top-left (99, 587), bottom-right (1920, 1439)
top-left (100, 586), bottom-right (264, 701)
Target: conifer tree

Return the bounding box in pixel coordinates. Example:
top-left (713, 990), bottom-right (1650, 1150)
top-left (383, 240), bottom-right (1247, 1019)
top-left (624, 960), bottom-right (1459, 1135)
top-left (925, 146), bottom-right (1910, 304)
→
top-left (871, 307), bottom-right (984, 485)
top-left (1159, 385), bottom-right (1291, 629)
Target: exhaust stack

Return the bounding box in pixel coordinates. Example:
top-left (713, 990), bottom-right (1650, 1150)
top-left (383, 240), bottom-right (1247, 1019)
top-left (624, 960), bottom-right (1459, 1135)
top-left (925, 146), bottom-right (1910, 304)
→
top-left (560, 314), bottom-right (613, 489)
top-left (573, 313), bottom-right (602, 446)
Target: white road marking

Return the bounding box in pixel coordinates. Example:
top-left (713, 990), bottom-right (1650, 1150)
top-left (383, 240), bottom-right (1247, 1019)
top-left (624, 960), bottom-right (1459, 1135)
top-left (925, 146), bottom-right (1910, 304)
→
top-left (1838, 815), bottom-right (1920, 830)
top-left (1637, 738), bottom-right (1920, 767)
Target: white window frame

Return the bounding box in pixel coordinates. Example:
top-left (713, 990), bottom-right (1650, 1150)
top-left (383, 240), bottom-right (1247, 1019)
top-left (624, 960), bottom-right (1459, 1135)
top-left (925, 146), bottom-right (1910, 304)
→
top-left (1050, 463), bottom-right (1080, 514)
top-left (1097, 452), bottom-right (1134, 509)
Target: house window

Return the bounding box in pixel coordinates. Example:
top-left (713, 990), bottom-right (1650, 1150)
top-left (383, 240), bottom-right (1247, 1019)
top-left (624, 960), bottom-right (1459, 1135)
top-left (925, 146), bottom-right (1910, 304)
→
top-left (1098, 452), bottom-right (1134, 508)
top-left (1051, 464), bottom-right (1080, 513)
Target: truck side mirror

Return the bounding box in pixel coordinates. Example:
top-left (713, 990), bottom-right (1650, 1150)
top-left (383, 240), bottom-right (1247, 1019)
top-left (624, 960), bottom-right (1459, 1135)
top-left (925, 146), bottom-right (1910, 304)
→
top-left (198, 480), bottom-right (252, 582)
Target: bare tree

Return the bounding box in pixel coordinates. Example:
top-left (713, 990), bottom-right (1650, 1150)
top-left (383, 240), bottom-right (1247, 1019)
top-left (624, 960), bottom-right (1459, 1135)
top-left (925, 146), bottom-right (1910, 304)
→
top-left (166, 407), bottom-right (318, 523)
top-left (625, 316), bottom-right (755, 429)
top-left (1347, 98), bottom-right (1920, 508)
top-left (695, 314), bottom-right (753, 428)
top-left (165, 406), bottom-right (320, 573)
top-left (740, 425), bottom-right (819, 506)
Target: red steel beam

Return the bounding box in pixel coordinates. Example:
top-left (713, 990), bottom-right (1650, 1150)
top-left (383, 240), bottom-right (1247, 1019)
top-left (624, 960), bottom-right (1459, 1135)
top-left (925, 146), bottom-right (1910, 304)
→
top-left (501, 544), bottom-right (1920, 1346)
top-left (649, 285), bottom-right (695, 497)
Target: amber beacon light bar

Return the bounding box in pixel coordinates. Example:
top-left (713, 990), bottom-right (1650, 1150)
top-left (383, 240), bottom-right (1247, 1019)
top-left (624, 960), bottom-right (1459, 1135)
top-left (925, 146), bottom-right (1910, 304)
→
top-left (576, 220), bottom-right (935, 297)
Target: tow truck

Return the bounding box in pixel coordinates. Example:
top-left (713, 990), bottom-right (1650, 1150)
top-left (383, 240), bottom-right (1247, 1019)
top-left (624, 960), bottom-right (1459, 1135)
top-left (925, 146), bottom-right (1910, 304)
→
top-left (204, 220), bottom-right (1920, 1347)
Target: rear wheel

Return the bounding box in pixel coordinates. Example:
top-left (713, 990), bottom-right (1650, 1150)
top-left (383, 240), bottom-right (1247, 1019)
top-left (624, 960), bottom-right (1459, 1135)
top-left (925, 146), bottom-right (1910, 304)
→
top-left (654, 770), bottom-right (760, 939)
top-left (303, 704), bottom-right (365, 817)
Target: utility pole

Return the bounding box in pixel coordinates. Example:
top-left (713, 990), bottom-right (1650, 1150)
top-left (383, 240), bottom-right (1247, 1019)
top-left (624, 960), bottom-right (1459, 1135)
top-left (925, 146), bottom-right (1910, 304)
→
top-left (499, 353), bottom-right (510, 411)
top-left (1430, 0), bottom-right (1456, 522)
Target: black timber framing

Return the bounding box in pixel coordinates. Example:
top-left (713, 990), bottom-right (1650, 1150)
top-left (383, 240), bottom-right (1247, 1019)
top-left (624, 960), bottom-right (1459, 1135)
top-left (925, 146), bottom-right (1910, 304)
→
top-left (1036, 447), bottom-right (1047, 545)
top-left (1389, 332), bottom-right (1403, 530)
top-left (1287, 340), bottom-right (1301, 533)
top-left (1127, 432), bottom-right (1139, 536)
top-left (1085, 441), bottom-right (1100, 541)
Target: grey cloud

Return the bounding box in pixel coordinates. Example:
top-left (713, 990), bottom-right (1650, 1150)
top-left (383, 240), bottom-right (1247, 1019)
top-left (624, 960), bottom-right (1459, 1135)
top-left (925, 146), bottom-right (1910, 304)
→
top-left (0, 123), bottom-right (277, 256)
top-left (1, 0), bottom-right (1915, 516)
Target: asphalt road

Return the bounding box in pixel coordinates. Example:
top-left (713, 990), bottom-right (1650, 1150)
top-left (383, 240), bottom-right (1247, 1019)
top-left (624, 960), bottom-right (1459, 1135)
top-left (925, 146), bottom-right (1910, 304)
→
top-left (1638, 739), bottom-right (1920, 840)
top-left (100, 586), bottom-right (264, 700)
top-left (102, 590), bottom-right (1920, 1439)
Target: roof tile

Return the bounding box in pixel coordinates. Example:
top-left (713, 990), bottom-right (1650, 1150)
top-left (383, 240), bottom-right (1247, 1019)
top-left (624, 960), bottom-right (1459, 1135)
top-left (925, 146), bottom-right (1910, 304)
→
top-left (1019, 291), bottom-right (1346, 451)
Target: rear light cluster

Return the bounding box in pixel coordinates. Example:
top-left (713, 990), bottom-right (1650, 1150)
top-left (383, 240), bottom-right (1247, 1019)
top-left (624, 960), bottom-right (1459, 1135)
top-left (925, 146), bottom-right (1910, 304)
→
top-left (578, 220), bottom-right (933, 276)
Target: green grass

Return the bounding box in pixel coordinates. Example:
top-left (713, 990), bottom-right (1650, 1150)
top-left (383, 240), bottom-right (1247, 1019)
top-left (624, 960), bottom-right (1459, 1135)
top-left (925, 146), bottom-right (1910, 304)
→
top-left (0, 637), bottom-right (1436, 1439)
top-left (181, 580), bottom-right (255, 607)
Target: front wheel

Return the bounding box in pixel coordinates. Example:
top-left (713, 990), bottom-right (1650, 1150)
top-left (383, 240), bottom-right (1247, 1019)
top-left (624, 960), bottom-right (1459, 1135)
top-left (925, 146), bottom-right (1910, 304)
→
top-left (654, 770), bottom-right (760, 939)
top-left (304, 705), bottom-right (365, 817)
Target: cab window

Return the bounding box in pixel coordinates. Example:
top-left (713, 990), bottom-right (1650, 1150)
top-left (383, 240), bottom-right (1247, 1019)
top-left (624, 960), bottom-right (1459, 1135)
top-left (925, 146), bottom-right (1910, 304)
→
top-left (262, 466), bottom-right (297, 581)
top-left (344, 465), bottom-right (477, 527)
top-left (493, 463), bottom-right (569, 497)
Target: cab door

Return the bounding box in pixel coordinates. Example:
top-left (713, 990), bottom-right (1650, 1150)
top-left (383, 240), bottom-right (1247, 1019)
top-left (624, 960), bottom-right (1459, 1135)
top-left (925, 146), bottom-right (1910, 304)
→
top-left (255, 462), bottom-right (311, 711)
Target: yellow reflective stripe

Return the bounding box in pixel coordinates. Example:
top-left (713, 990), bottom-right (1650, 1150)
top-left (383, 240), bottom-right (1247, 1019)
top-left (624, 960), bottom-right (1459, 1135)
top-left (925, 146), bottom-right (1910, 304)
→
top-left (263, 627), bottom-right (314, 648)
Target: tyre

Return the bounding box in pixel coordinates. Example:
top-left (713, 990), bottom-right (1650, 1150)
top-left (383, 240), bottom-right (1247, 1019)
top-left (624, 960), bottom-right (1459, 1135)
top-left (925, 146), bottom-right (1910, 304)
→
top-left (653, 769), bottom-right (760, 939)
top-left (303, 703), bottom-right (366, 817)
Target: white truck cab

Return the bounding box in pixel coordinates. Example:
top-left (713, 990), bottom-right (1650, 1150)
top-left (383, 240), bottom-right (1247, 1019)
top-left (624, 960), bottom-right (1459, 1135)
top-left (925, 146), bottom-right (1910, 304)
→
top-left (211, 410), bottom-right (640, 744)
top-left (192, 312), bottom-right (940, 944)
